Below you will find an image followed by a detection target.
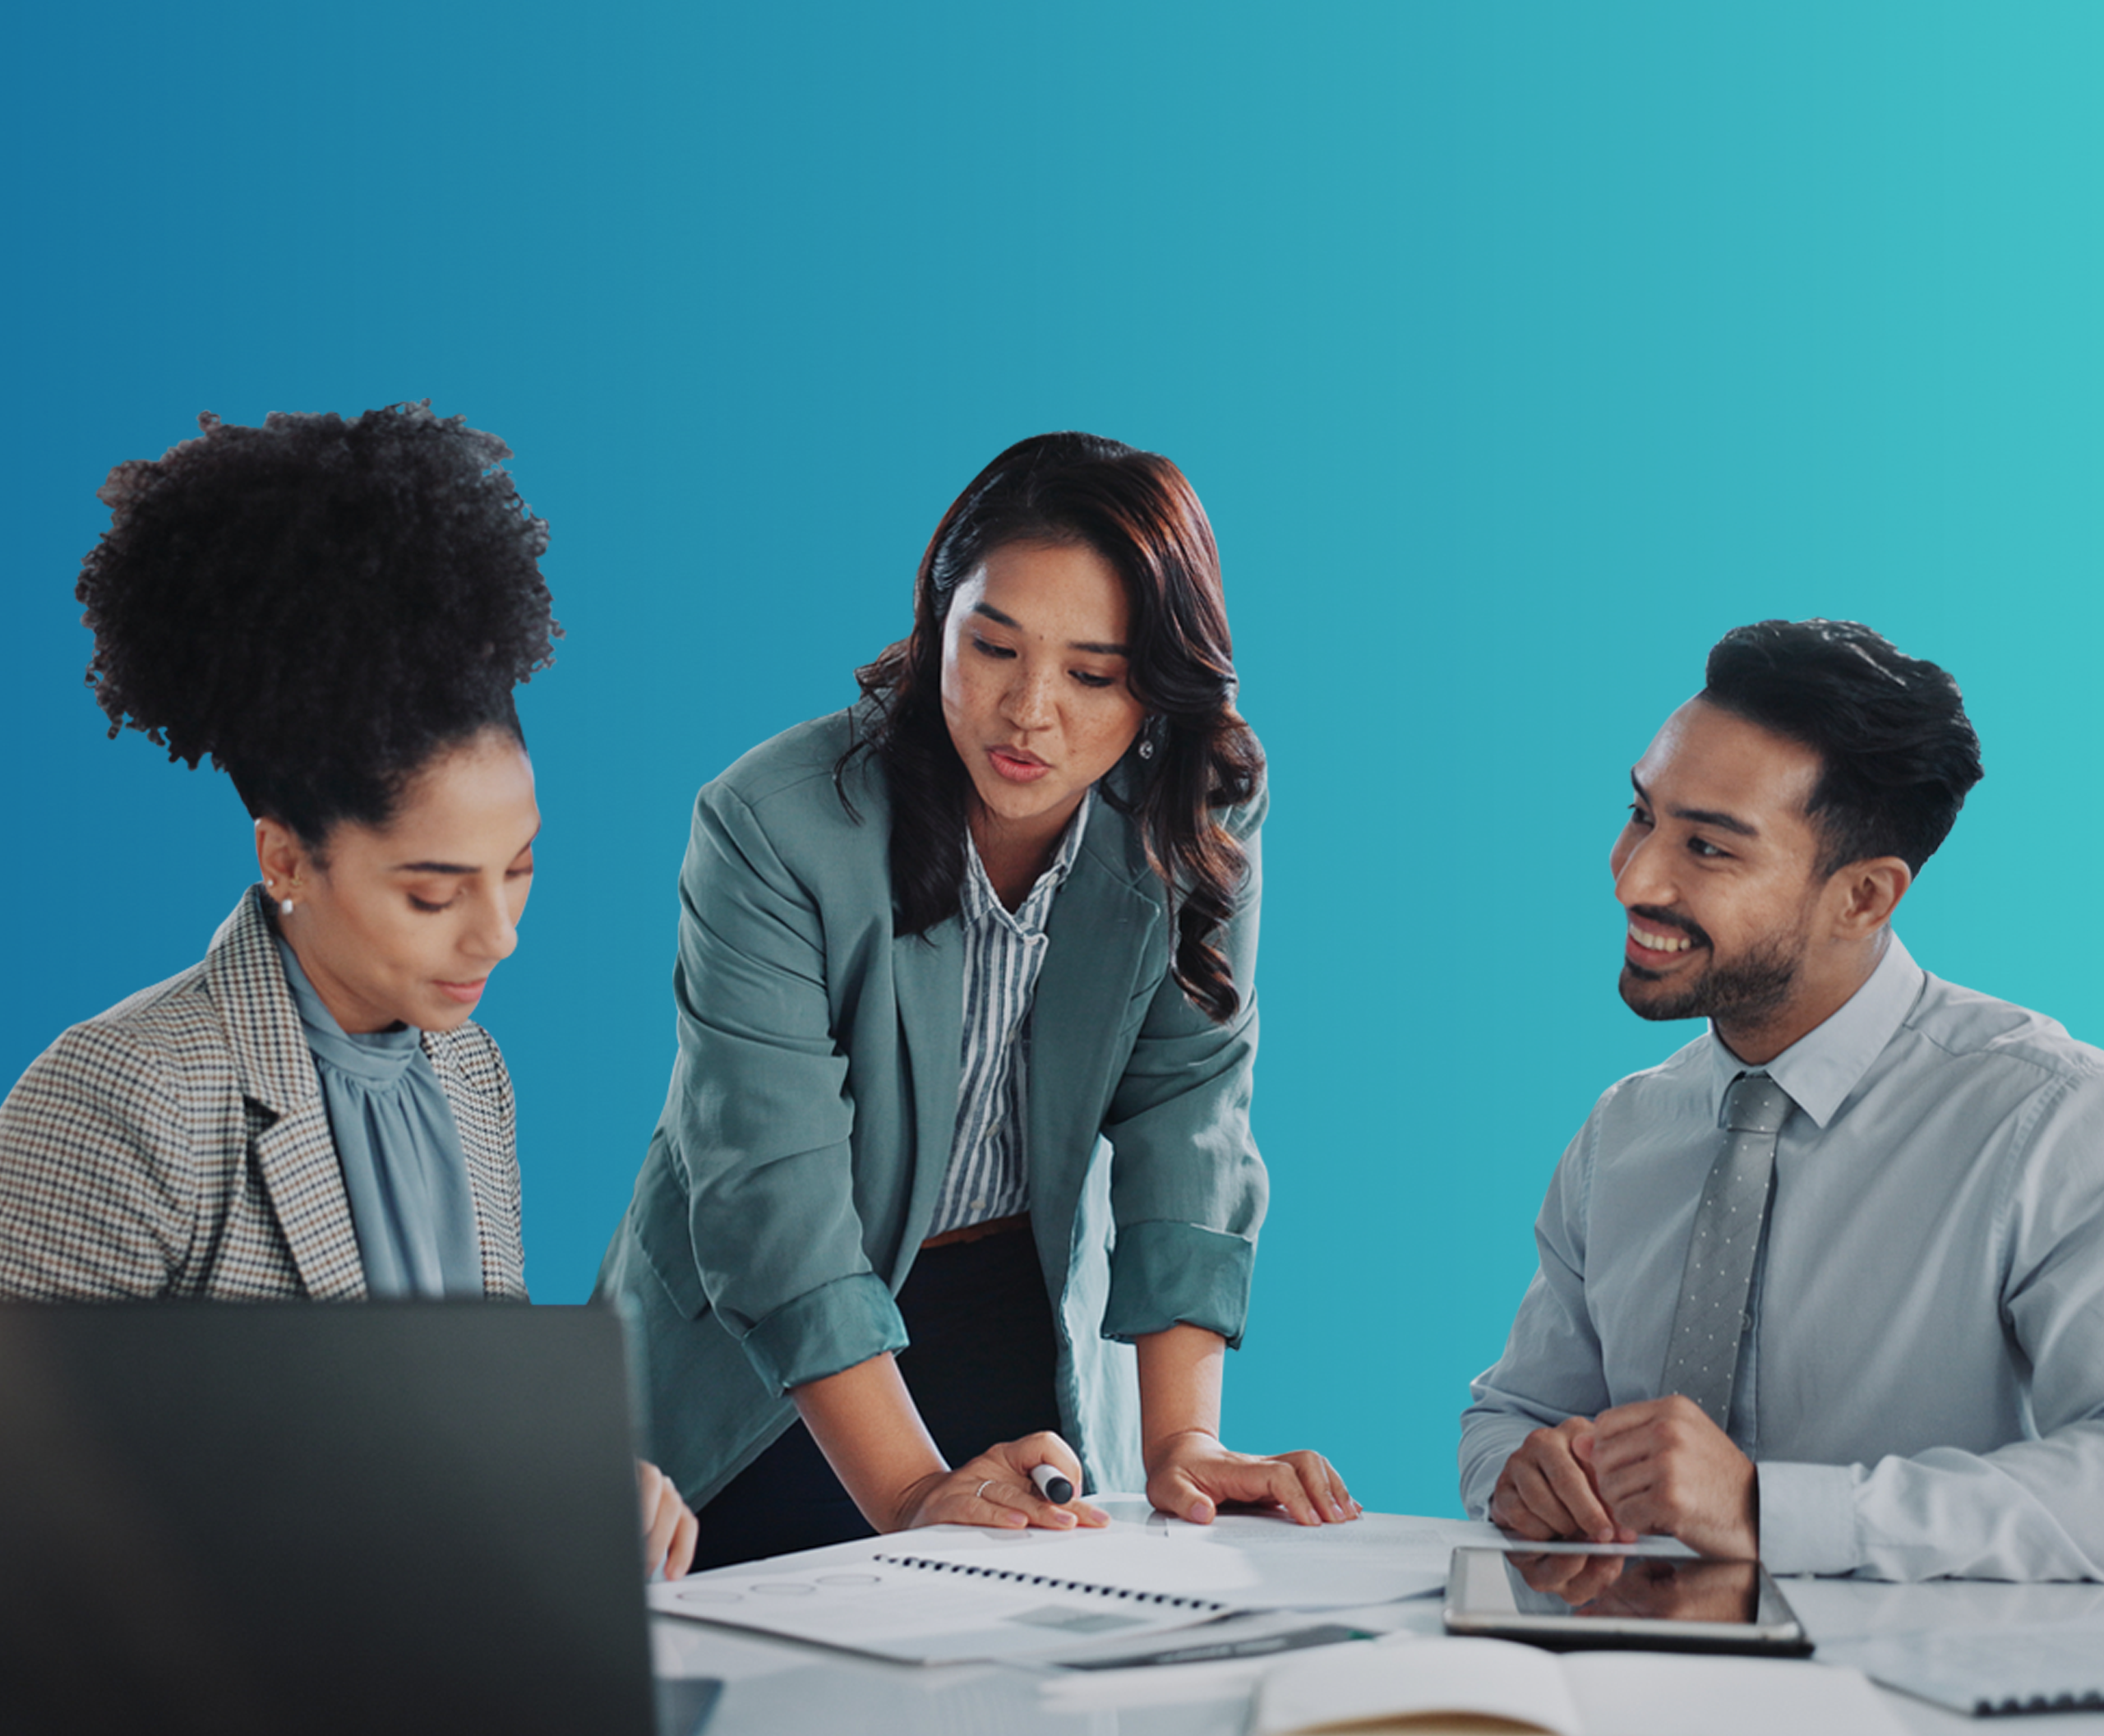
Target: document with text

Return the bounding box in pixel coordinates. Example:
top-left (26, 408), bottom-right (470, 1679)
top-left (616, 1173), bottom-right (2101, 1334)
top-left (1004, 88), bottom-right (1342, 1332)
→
top-left (648, 1502), bottom-right (1490, 1663)
top-left (649, 1539), bottom-right (1234, 1664)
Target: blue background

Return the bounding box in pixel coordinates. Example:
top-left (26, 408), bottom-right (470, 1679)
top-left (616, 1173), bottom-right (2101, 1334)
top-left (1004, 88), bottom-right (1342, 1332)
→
top-left (6, 4), bottom-right (2102, 1517)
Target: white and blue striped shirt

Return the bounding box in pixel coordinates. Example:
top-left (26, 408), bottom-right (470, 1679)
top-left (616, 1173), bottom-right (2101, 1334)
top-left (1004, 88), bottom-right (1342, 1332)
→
top-left (925, 792), bottom-right (1092, 1238)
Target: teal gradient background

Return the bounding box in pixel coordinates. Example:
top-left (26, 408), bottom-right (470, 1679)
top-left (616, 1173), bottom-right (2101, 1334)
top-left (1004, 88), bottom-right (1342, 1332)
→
top-left (6, 5), bottom-right (2102, 1517)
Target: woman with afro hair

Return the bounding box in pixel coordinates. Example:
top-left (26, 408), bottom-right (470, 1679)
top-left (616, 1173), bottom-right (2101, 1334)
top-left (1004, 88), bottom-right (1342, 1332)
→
top-left (0, 403), bottom-right (694, 1576)
top-left (598, 432), bottom-right (1357, 1569)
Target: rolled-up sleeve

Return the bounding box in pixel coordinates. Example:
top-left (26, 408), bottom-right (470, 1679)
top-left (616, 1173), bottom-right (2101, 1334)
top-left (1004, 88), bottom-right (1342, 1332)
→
top-left (1099, 787), bottom-right (1268, 1349)
top-left (657, 781), bottom-right (907, 1392)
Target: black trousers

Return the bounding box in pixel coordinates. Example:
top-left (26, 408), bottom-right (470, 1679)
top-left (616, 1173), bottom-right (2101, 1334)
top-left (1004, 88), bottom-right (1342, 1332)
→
top-left (686, 1223), bottom-right (1063, 1571)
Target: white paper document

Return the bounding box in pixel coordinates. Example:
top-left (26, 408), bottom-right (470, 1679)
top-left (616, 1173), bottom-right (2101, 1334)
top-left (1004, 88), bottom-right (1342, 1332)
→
top-left (648, 1503), bottom-right (1482, 1662)
top-left (1835, 1623), bottom-right (2104, 1716)
top-left (1255, 1634), bottom-right (1906, 1736)
top-left (649, 1540), bottom-right (1232, 1664)
top-left (902, 1502), bottom-right (1486, 1609)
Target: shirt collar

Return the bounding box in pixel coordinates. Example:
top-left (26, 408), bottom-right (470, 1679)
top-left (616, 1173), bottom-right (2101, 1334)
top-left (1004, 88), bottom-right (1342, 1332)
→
top-left (1705, 930), bottom-right (1926, 1129)
top-left (960, 789), bottom-right (1092, 936)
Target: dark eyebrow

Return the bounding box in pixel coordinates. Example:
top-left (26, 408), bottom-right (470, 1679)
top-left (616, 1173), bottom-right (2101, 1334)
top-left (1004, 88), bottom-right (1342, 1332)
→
top-left (390, 827), bottom-right (541, 877)
top-left (970, 600), bottom-right (1128, 658)
top-left (1630, 772), bottom-right (1760, 839)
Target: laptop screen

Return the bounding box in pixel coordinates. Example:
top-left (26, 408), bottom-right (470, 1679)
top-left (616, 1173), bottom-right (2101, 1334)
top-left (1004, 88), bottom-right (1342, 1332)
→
top-left (0, 1301), bottom-right (657, 1736)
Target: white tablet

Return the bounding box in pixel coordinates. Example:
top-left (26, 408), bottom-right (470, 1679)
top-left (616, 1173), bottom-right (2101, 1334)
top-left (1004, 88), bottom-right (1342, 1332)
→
top-left (1443, 1547), bottom-right (1812, 1656)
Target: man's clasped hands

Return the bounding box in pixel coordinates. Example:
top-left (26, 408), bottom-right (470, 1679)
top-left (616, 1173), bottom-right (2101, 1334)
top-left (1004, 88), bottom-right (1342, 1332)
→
top-left (1489, 1396), bottom-right (1760, 1559)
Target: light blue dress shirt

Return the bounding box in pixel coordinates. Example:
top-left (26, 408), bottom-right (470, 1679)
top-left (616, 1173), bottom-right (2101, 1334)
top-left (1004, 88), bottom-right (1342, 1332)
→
top-left (274, 933), bottom-right (483, 1299)
top-left (1460, 934), bottom-right (2104, 1581)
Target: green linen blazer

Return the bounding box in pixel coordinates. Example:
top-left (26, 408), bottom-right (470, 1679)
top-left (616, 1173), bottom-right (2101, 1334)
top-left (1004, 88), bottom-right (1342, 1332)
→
top-left (596, 709), bottom-right (1268, 1507)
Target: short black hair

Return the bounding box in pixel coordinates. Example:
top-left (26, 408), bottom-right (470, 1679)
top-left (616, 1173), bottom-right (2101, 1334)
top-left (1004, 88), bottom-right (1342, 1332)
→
top-left (1701, 619), bottom-right (1982, 876)
top-left (77, 403), bottom-right (559, 844)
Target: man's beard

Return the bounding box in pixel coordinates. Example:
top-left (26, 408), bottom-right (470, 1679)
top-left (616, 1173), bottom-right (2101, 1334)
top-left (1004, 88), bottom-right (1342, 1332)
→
top-left (1620, 925), bottom-right (1806, 1027)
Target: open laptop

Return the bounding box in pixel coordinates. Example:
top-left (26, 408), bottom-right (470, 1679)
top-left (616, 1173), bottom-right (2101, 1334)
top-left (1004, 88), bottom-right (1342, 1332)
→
top-left (0, 1301), bottom-right (700, 1736)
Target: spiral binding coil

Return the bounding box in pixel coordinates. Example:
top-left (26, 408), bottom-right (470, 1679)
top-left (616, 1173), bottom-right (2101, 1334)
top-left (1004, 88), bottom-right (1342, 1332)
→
top-left (873, 1554), bottom-right (1231, 1613)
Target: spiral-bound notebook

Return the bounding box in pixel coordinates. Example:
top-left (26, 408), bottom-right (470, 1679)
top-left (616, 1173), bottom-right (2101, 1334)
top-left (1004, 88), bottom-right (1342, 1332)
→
top-left (1845, 1627), bottom-right (2104, 1717)
top-left (650, 1543), bottom-right (1238, 1664)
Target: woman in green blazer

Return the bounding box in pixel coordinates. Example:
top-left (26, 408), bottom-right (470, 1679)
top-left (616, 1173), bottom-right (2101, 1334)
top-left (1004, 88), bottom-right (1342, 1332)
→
top-left (598, 433), bottom-right (1355, 1566)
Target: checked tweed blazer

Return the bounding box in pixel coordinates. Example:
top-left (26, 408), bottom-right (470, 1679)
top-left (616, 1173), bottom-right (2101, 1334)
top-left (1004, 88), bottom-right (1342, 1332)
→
top-left (0, 887), bottom-right (527, 1301)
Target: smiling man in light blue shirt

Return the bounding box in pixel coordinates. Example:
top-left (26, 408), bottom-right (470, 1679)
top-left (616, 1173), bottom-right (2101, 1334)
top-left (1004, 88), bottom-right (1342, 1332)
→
top-left (1460, 619), bottom-right (2104, 1581)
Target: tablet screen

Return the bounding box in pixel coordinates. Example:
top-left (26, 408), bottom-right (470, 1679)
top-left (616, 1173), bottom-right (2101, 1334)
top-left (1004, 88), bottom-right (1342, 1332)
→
top-left (1444, 1548), bottom-right (1811, 1655)
top-left (1504, 1553), bottom-right (1759, 1623)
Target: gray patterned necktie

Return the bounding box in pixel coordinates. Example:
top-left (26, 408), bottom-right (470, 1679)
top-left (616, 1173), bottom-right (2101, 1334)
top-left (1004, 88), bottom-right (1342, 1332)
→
top-left (1659, 1072), bottom-right (1795, 1431)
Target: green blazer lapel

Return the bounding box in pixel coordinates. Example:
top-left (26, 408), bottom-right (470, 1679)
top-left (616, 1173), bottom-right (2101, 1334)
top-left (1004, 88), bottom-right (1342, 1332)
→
top-left (1026, 808), bottom-right (1161, 1244)
top-left (208, 889), bottom-right (367, 1300)
top-left (891, 916), bottom-right (965, 1261)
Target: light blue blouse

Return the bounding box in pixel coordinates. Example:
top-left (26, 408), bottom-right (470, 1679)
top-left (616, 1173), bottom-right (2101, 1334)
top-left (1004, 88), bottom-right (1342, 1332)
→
top-left (273, 932), bottom-right (483, 1298)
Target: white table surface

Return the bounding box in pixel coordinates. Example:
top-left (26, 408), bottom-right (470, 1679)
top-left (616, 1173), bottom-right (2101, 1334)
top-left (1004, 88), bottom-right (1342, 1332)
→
top-left (648, 1513), bottom-right (2104, 1735)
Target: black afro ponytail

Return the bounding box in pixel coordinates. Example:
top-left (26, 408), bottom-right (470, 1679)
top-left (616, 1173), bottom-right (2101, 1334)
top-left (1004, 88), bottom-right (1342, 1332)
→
top-left (76, 402), bottom-right (560, 843)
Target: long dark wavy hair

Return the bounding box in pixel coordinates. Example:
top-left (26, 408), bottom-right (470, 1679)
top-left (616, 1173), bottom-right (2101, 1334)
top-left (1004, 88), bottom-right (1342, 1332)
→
top-left (841, 432), bottom-right (1262, 1024)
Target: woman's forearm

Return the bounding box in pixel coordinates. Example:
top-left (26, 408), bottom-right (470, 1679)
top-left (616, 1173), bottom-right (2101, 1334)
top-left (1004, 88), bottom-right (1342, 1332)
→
top-left (791, 1351), bottom-right (950, 1533)
top-left (1135, 1322), bottom-right (1228, 1460)
top-left (1135, 1321), bottom-right (1357, 1526)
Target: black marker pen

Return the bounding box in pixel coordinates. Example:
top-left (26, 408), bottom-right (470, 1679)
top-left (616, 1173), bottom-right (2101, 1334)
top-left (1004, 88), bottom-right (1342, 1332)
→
top-left (1029, 1463), bottom-right (1075, 1504)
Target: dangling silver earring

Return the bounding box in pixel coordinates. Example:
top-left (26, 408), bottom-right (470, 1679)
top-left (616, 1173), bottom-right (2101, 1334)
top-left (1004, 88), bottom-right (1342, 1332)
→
top-left (1137, 715), bottom-right (1162, 761)
top-left (1137, 736), bottom-right (1155, 760)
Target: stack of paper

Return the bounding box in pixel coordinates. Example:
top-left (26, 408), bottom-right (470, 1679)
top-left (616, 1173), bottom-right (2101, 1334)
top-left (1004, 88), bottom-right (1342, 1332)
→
top-left (649, 1504), bottom-right (1488, 1664)
top-left (651, 1543), bottom-right (1230, 1664)
top-left (898, 1504), bottom-right (1488, 1610)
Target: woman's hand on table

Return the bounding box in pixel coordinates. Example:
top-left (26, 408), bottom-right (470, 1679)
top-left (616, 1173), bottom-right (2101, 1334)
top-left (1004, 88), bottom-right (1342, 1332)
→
top-left (639, 1459), bottom-right (699, 1580)
top-left (889, 1431), bottom-right (1110, 1534)
top-left (1144, 1428), bottom-right (1360, 1527)
top-left (794, 1354), bottom-right (1107, 1536)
